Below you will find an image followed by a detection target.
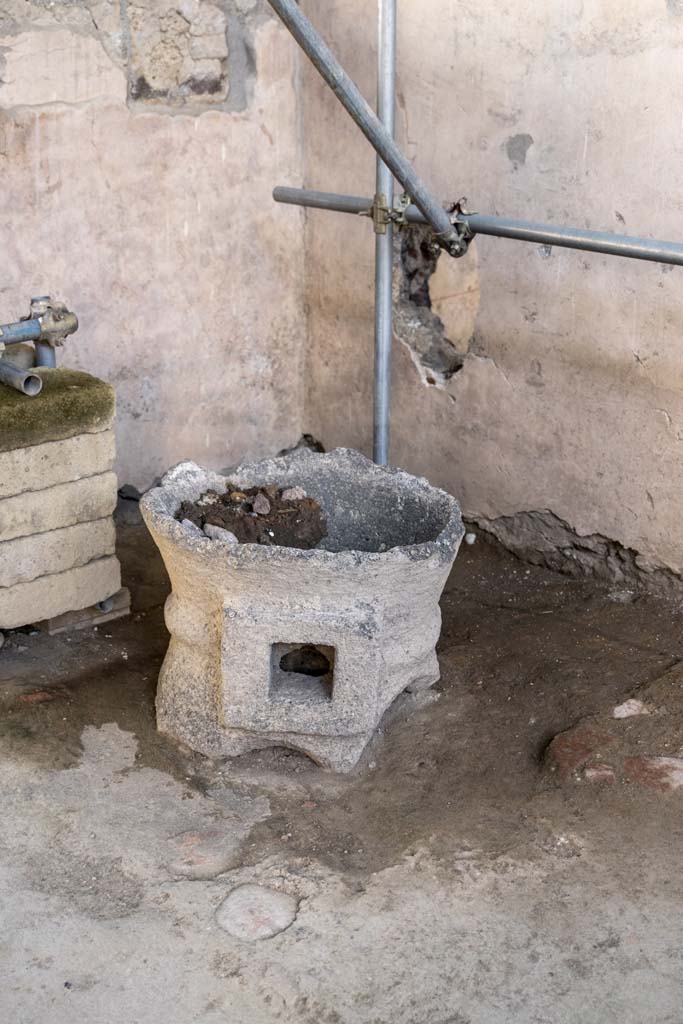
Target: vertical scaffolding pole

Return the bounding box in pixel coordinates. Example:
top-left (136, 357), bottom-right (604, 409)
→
top-left (373, 0), bottom-right (396, 465)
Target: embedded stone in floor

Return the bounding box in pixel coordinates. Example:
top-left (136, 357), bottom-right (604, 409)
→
top-left (168, 828), bottom-right (240, 880)
top-left (612, 698), bottom-right (650, 719)
top-left (215, 884), bottom-right (298, 940)
top-left (545, 663), bottom-right (683, 790)
top-left (17, 688), bottom-right (63, 705)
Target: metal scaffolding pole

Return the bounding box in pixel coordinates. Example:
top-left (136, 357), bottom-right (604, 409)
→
top-left (267, 0), bottom-right (683, 464)
top-left (272, 187), bottom-right (683, 268)
top-left (267, 0), bottom-right (461, 256)
top-left (373, 0), bottom-right (396, 465)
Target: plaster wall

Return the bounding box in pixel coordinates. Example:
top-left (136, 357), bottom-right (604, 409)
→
top-left (300, 0), bottom-right (683, 574)
top-left (5, 0), bottom-right (683, 576)
top-left (0, 0), bottom-right (306, 489)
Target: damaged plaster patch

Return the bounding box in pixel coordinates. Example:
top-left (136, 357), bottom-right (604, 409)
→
top-left (122, 0), bottom-right (264, 110)
top-left (393, 224), bottom-right (475, 389)
top-left (0, 28), bottom-right (127, 107)
top-left (474, 509), bottom-right (683, 597)
top-left (505, 133), bottom-right (534, 168)
top-left (0, 0), bottom-right (128, 72)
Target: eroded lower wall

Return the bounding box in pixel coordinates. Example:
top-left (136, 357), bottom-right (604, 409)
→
top-left (300, 0), bottom-right (683, 578)
top-left (1, 1), bottom-right (306, 489)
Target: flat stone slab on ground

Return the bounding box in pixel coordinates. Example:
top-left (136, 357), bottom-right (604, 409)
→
top-left (215, 884), bottom-right (298, 940)
top-left (0, 429), bottom-right (115, 499)
top-left (168, 828), bottom-right (240, 880)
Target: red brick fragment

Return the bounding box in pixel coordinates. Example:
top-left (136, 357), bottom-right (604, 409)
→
top-left (623, 756), bottom-right (683, 792)
top-left (18, 690), bottom-right (60, 705)
top-left (546, 725), bottom-right (616, 779)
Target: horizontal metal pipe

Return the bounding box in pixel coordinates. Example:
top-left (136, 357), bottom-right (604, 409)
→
top-left (274, 187), bottom-right (377, 218)
top-left (266, 0), bottom-right (461, 252)
top-left (0, 319), bottom-right (42, 345)
top-left (0, 359), bottom-right (42, 396)
top-left (461, 214), bottom-right (683, 265)
top-left (273, 186), bottom-right (683, 267)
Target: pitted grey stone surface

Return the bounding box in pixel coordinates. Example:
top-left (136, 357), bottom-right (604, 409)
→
top-left (141, 448), bottom-right (464, 771)
top-left (215, 884), bottom-right (299, 940)
top-left (204, 523), bottom-right (239, 545)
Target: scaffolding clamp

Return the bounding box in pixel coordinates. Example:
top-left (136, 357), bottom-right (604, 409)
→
top-left (445, 197), bottom-right (475, 258)
top-left (390, 192), bottom-right (412, 226)
top-left (371, 192), bottom-right (392, 234)
top-left (23, 296), bottom-right (79, 349)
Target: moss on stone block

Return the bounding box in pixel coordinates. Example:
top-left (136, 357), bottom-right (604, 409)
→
top-left (0, 369), bottom-right (115, 452)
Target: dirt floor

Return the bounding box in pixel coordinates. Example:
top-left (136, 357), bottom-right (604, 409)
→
top-left (2, 503), bottom-right (683, 1023)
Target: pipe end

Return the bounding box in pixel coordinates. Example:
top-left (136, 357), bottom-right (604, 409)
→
top-left (23, 373), bottom-right (42, 397)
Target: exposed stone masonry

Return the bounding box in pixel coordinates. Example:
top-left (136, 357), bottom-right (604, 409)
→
top-left (0, 0), bottom-right (264, 112)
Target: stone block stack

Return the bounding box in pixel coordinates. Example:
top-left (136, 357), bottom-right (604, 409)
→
top-left (0, 368), bottom-right (124, 630)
